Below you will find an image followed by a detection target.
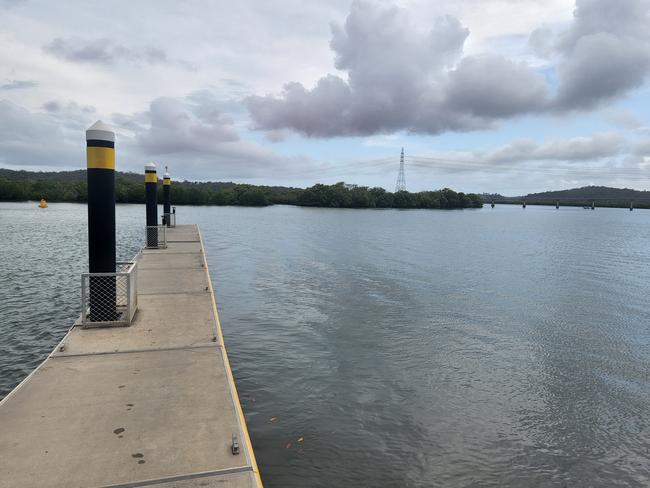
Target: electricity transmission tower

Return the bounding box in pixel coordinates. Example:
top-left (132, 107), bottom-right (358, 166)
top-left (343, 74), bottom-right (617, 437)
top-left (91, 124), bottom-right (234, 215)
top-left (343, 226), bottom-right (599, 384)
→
top-left (395, 147), bottom-right (406, 192)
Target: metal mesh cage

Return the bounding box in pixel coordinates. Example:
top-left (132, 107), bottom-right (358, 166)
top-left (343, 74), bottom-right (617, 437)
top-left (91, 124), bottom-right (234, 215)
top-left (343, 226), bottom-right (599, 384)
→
top-left (145, 225), bottom-right (167, 249)
top-left (81, 261), bottom-right (138, 327)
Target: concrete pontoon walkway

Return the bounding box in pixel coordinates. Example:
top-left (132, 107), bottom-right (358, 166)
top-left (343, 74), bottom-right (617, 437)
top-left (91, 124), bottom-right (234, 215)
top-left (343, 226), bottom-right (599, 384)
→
top-left (0, 225), bottom-right (263, 488)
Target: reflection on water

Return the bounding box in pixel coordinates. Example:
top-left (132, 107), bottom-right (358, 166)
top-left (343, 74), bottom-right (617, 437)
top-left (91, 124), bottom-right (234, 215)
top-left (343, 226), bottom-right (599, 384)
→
top-left (1, 202), bottom-right (649, 487)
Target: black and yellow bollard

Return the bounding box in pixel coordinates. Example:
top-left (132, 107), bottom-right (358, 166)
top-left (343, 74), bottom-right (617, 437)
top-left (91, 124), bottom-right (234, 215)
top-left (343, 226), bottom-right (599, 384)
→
top-left (145, 162), bottom-right (158, 247)
top-left (86, 120), bottom-right (117, 321)
top-left (163, 167), bottom-right (171, 227)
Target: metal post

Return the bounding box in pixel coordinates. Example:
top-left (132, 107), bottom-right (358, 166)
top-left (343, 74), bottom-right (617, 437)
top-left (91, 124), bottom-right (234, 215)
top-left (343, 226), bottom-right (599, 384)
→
top-left (86, 121), bottom-right (117, 321)
top-left (522, 201), bottom-right (526, 209)
top-left (556, 200), bottom-right (559, 209)
top-left (163, 166), bottom-right (171, 227)
top-left (630, 201), bottom-right (634, 211)
top-left (145, 162), bottom-right (158, 247)
top-left (591, 201), bottom-right (595, 210)
top-left (491, 200), bottom-right (495, 208)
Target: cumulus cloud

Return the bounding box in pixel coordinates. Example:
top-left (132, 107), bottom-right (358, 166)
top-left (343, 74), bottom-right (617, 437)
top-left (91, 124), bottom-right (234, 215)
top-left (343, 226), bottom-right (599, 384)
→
top-left (110, 93), bottom-right (313, 179)
top-left (0, 100), bottom-right (90, 167)
top-left (444, 55), bottom-right (548, 118)
top-left (247, 1), bottom-right (547, 137)
top-left (44, 37), bottom-right (167, 65)
top-left (552, 0), bottom-right (650, 110)
top-left (0, 94), bottom-right (311, 180)
top-left (478, 133), bottom-right (626, 163)
top-left (136, 97), bottom-right (239, 155)
top-left (248, 0), bottom-right (650, 139)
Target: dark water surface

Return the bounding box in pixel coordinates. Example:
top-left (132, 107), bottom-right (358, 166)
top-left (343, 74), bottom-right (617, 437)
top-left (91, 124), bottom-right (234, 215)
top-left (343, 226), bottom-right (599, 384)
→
top-left (1, 202), bottom-right (649, 487)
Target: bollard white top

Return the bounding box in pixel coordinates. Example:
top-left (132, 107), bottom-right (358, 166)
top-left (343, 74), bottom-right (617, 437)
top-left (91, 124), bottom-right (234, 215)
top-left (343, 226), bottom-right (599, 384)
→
top-left (164, 171), bottom-right (170, 178)
top-left (145, 162), bottom-right (157, 171)
top-left (86, 120), bottom-right (114, 142)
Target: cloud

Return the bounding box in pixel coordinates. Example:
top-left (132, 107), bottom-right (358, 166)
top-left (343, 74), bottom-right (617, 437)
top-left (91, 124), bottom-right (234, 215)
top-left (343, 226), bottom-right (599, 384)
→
top-left (479, 132), bottom-right (626, 163)
top-left (406, 132), bottom-right (628, 177)
top-left (248, 0), bottom-right (650, 139)
top-left (0, 0), bottom-right (23, 8)
top-left (601, 109), bottom-right (644, 130)
top-left (444, 55), bottom-right (548, 118)
top-left (0, 100), bottom-right (90, 167)
top-left (247, 0), bottom-right (548, 138)
top-left (136, 97), bottom-right (239, 154)
top-left (0, 94), bottom-right (311, 180)
top-left (1, 79), bottom-right (38, 90)
top-left (552, 0), bottom-right (650, 110)
top-left (44, 37), bottom-right (167, 65)
top-left (110, 93), bottom-right (313, 179)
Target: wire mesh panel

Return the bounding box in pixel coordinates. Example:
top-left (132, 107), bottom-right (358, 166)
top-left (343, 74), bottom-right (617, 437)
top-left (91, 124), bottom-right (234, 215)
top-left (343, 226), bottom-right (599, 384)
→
top-left (145, 225), bottom-right (167, 249)
top-left (81, 261), bottom-right (137, 327)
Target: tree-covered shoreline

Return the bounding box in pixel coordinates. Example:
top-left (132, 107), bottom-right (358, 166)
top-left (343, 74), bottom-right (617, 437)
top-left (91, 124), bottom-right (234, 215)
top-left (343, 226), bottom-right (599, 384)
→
top-left (0, 169), bottom-right (482, 209)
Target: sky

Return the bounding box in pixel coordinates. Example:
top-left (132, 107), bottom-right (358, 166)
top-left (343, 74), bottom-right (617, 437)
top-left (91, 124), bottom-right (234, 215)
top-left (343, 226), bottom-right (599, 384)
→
top-left (2, 0), bottom-right (650, 195)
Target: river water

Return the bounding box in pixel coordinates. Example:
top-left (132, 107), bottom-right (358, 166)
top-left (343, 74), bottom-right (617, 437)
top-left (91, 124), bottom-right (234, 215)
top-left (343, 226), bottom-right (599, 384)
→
top-left (1, 202), bottom-right (649, 487)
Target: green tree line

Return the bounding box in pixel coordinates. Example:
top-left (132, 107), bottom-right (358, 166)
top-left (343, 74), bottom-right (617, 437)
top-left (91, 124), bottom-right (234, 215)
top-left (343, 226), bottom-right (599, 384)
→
top-left (0, 169), bottom-right (482, 209)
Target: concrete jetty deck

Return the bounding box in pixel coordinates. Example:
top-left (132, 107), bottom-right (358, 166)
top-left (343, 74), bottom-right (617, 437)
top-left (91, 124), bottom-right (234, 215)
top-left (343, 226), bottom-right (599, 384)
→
top-left (0, 225), bottom-right (263, 488)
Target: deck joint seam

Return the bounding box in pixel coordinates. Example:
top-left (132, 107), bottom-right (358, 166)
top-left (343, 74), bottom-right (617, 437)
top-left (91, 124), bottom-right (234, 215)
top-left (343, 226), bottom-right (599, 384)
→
top-left (50, 342), bottom-right (222, 358)
top-left (92, 465), bottom-right (254, 488)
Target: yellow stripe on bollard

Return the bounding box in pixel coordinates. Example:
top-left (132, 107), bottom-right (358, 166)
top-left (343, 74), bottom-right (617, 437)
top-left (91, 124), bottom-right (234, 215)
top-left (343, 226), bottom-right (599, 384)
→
top-left (86, 147), bottom-right (115, 170)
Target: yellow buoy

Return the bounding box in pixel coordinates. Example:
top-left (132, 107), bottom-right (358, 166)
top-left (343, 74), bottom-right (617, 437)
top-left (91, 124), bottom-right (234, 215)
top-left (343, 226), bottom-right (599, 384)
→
top-left (38, 198), bottom-right (48, 208)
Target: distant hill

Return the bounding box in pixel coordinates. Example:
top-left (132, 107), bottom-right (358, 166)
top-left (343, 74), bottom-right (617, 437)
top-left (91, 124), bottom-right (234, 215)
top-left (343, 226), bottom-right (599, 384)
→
top-left (482, 186), bottom-right (650, 209)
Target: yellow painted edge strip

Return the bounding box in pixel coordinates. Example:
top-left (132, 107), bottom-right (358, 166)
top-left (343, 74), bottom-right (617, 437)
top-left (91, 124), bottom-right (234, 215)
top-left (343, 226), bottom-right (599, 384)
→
top-left (197, 226), bottom-right (264, 487)
top-left (86, 147), bottom-right (115, 170)
top-left (145, 173), bottom-right (157, 183)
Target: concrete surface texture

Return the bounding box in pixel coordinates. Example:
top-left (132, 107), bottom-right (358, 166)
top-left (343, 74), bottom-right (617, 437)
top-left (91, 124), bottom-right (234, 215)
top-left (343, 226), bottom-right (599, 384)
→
top-left (0, 224), bottom-right (263, 488)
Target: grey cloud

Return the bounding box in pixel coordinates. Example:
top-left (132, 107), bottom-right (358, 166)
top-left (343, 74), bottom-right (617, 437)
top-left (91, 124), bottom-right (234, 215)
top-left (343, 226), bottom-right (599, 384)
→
top-left (0, 96), bottom-right (311, 180)
top-left (247, 1), bottom-right (547, 138)
top-left (553, 0), bottom-right (650, 110)
top-left (444, 55), bottom-right (548, 118)
top-left (0, 100), bottom-right (85, 167)
top-left (478, 133), bottom-right (626, 164)
top-left (631, 137), bottom-right (650, 156)
top-left (529, 27), bottom-right (555, 59)
top-left (115, 94), bottom-right (313, 179)
top-left (264, 129), bottom-right (290, 142)
top-left (42, 100), bottom-right (95, 115)
top-left (554, 33), bottom-right (650, 109)
top-left (602, 109), bottom-right (644, 130)
top-left (1, 79), bottom-right (38, 90)
top-left (0, 0), bottom-right (23, 8)
top-left (248, 0), bottom-right (650, 139)
top-left (44, 37), bottom-right (168, 65)
top-left (557, 0), bottom-right (649, 51)
top-left (137, 97), bottom-right (239, 155)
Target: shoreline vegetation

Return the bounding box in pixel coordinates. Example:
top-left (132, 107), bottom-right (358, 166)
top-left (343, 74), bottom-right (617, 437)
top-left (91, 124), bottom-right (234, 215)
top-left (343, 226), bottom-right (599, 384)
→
top-left (0, 169), bottom-right (482, 209)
